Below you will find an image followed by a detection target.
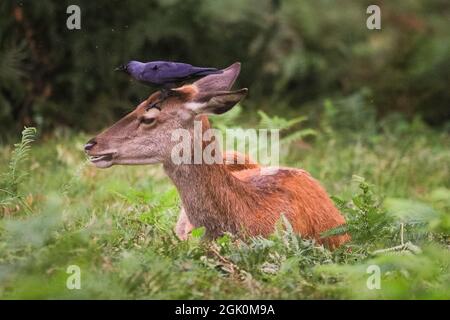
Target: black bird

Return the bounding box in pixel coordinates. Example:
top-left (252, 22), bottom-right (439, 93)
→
top-left (115, 60), bottom-right (222, 88)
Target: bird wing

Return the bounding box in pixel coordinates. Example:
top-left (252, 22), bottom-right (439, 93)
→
top-left (158, 62), bottom-right (196, 80)
top-left (139, 62), bottom-right (191, 83)
top-left (140, 61), bottom-right (220, 84)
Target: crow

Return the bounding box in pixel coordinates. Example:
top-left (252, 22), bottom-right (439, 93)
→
top-left (115, 60), bottom-right (222, 89)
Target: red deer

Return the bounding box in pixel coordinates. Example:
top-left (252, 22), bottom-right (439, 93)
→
top-left (85, 63), bottom-right (349, 248)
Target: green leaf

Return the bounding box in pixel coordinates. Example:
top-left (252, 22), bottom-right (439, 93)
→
top-left (191, 226), bottom-right (206, 239)
top-left (216, 233), bottom-right (231, 247)
top-left (320, 224), bottom-right (349, 238)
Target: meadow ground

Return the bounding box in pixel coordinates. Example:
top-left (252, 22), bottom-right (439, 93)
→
top-left (0, 108), bottom-right (449, 299)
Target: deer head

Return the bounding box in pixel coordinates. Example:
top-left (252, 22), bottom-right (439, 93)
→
top-left (85, 63), bottom-right (247, 168)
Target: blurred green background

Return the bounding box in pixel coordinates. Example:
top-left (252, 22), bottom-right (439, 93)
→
top-left (0, 0), bottom-right (449, 136)
top-left (0, 0), bottom-right (449, 300)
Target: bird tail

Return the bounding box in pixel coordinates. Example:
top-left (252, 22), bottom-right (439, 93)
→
top-left (191, 67), bottom-right (222, 76)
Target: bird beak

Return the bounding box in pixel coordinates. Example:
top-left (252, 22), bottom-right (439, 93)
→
top-left (114, 65), bottom-right (126, 72)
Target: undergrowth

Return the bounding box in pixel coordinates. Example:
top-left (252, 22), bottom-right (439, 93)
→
top-left (0, 107), bottom-right (448, 299)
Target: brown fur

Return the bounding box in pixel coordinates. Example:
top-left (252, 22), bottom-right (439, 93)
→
top-left (165, 117), bottom-right (349, 248)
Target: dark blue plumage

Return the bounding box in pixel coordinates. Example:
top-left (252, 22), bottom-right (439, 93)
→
top-left (116, 60), bottom-right (222, 87)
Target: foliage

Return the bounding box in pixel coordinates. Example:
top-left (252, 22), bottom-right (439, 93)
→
top-left (257, 110), bottom-right (316, 145)
top-left (0, 0), bottom-right (449, 136)
top-left (0, 127), bottom-right (36, 213)
top-left (0, 109), bottom-right (448, 299)
top-left (212, 105), bottom-right (316, 163)
top-left (0, 1), bottom-right (449, 299)
top-left (321, 176), bottom-right (396, 252)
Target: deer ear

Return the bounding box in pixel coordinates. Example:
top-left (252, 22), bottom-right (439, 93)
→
top-left (187, 88), bottom-right (248, 115)
top-left (193, 62), bottom-right (241, 92)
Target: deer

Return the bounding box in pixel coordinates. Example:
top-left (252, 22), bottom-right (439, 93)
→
top-left (85, 62), bottom-right (350, 248)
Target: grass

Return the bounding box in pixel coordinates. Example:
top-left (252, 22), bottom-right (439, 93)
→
top-left (0, 106), bottom-right (449, 299)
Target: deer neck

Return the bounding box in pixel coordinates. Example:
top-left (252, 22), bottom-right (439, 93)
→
top-left (162, 117), bottom-right (255, 237)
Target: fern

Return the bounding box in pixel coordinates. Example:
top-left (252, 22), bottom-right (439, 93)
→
top-left (321, 176), bottom-right (395, 248)
top-left (0, 42), bottom-right (28, 127)
top-left (320, 224), bottom-right (349, 238)
top-left (257, 110), bottom-right (317, 147)
top-left (258, 110), bottom-right (308, 130)
top-left (6, 127), bottom-right (37, 190)
top-left (0, 42), bottom-right (27, 87)
top-left (0, 127), bottom-right (37, 213)
top-left (280, 128), bottom-right (317, 145)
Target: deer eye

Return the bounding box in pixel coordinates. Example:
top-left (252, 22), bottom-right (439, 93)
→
top-left (139, 116), bottom-right (157, 126)
top-left (141, 104), bottom-right (160, 126)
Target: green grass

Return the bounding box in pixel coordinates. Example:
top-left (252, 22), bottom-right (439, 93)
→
top-left (0, 111), bottom-right (449, 299)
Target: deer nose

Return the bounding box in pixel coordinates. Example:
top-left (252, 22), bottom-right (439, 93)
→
top-left (84, 139), bottom-right (97, 152)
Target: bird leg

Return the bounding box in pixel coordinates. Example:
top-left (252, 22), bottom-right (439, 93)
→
top-left (159, 88), bottom-right (171, 101)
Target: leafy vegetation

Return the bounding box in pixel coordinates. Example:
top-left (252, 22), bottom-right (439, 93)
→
top-left (0, 104), bottom-right (448, 299)
top-left (0, 0), bottom-right (449, 135)
top-left (0, 127), bottom-right (36, 213)
top-left (0, 0), bottom-right (448, 300)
